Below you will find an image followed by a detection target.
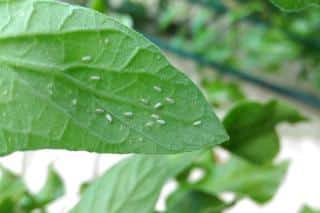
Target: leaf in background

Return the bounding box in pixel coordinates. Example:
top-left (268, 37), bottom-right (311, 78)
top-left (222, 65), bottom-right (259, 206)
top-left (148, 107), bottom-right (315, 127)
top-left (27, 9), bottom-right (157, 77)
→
top-left (0, 0), bottom-right (228, 156)
top-left (22, 165), bottom-right (65, 210)
top-left (0, 166), bottom-right (27, 212)
top-left (270, 0), bottom-right (320, 11)
top-left (300, 205), bottom-right (320, 213)
top-left (222, 100), bottom-right (305, 164)
top-left (202, 80), bottom-right (245, 107)
top-left (166, 188), bottom-right (229, 213)
top-left (71, 152), bottom-right (199, 213)
top-left (193, 156), bottom-right (289, 204)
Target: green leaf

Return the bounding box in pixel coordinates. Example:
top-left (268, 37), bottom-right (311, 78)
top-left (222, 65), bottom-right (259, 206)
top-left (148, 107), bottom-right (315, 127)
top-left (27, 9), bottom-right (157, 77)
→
top-left (300, 205), bottom-right (320, 213)
top-left (0, 0), bottom-right (228, 156)
top-left (0, 166), bottom-right (27, 212)
top-left (202, 80), bottom-right (245, 107)
top-left (222, 100), bottom-right (305, 164)
top-left (22, 165), bottom-right (65, 210)
top-left (71, 152), bottom-right (199, 213)
top-left (270, 0), bottom-right (320, 11)
top-left (166, 188), bottom-right (229, 213)
top-left (193, 156), bottom-right (289, 204)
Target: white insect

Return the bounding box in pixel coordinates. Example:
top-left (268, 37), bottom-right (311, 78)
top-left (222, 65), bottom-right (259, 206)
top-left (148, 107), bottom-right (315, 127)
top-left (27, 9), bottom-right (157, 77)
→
top-left (140, 98), bottom-right (149, 105)
top-left (106, 113), bottom-right (113, 123)
top-left (95, 108), bottom-right (105, 113)
top-left (145, 121), bottom-right (154, 127)
top-left (193, 120), bottom-right (202, 126)
top-left (151, 114), bottom-right (160, 119)
top-left (154, 102), bottom-right (163, 109)
top-left (153, 85), bottom-right (162, 92)
top-left (81, 55), bottom-right (92, 62)
top-left (156, 119), bottom-right (166, 125)
top-left (71, 99), bottom-right (77, 105)
top-left (123, 112), bottom-right (133, 117)
top-left (165, 97), bottom-right (175, 104)
top-left (90, 75), bottom-right (101, 81)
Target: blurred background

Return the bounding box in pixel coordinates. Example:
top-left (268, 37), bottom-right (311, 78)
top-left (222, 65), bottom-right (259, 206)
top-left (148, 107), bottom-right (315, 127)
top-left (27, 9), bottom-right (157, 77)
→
top-left (1, 0), bottom-right (320, 212)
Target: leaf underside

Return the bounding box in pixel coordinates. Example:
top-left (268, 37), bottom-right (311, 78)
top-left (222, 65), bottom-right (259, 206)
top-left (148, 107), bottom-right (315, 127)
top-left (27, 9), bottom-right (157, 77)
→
top-left (0, 0), bottom-right (228, 155)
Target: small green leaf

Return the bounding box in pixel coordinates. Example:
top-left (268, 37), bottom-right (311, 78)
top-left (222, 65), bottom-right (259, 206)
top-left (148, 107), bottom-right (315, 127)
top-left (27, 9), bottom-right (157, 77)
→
top-left (0, 166), bottom-right (27, 212)
top-left (202, 80), bottom-right (245, 107)
top-left (0, 0), bottom-right (228, 156)
top-left (72, 152), bottom-right (199, 213)
top-left (22, 165), bottom-right (65, 210)
top-left (222, 100), bottom-right (305, 164)
top-left (166, 188), bottom-right (229, 213)
top-left (300, 205), bottom-right (320, 213)
top-left (270, 0), bottom-right (320, 11)
top-left (193, 156), bottom-right (289, 204)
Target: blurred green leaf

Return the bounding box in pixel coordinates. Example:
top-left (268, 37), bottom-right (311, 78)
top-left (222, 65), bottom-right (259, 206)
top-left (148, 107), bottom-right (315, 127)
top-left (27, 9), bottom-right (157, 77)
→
top-left (270, 0), bottom-right (320, 11)
top-left (0, 166), bottom-right (27, 212)
top-left (202, 80), bottom-right (245, 107)
top-left (166, 188), bottom-right (228, 213)
top-left (88, 0), bottom-right (107, 13)
top-left (193, 156), bottom-right (289, 204)
top-left (72, 152), bottom-right (199, 213)
top-left (23, 165), bottom-right (64, 210)
top-left (222, 100), bottom-right (305, 164)
top-left (300, 205), bottom-right (320, 213)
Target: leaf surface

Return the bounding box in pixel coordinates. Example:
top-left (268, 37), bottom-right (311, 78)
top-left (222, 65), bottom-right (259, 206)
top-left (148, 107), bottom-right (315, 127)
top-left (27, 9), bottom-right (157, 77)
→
top-left (72, 152), bottom-right (199, 213)
top-left (270, 0), bottom-right (320, 11)
top-left (0, 0), bottom-right (228, 155)
top-left (193, 156), bottom-right (289, 203)
top-left (222, 100), bottom-right (305, 164)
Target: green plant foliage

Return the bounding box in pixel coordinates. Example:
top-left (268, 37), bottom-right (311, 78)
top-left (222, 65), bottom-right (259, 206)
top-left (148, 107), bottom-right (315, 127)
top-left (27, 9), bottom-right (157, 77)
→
top-left (222, 100), bottom-right (305, 164)
top-left (72, 152), bottom-right (199, 213)
top-left (21, 165), bottom-right (65, 211)
top-left (202, 80), bottom-right (245, 107)
top-left (0, 166), bottom-right (27, 212)
top-left (300, 205), bottom-right (320, 213)
top-left (0, 0), bottom-right (228, 156)
top-left (270, 0), bottom-right (320, 11)
top-left (166, 188), bottom-right (229, 213)
top-left (0, 165), bottom-right (64, 212)
top-left (193, 156), bottom-right (289, 204)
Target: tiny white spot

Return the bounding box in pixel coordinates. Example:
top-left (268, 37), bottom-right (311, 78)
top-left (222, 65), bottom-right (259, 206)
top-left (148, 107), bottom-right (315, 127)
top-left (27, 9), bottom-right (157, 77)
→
top-left (71, 99), bottom-right (77, 105)
top-left (154, 102), bottom-right (163, 109)
top-left (3, 90), bottom-right (8, 95)
top-left (145, 121), bottom-right (154, 127)
top-left (156, 119), bottom-right (166, 125)
top-left (165, 97), bottom-right (175, 104)
top-left (193, 120), bottom-right (202, 126)
top-left (104, 38), bottom-right (110, 44)
top-left (138, 137), bottom-right (143, 142)
top-left (123, 111), bottom-right (133, 117)
top-left (81, 55), bottom-right (92, 62)
top-left (151, 114), bottom-right (160, 119)
top-left (95, 108), bottom-right (104, 113)
top-left (90, 75), bottom-right (101, 81)
top-left (153, 85), bottom-right (162, 92)
top-left (140, 98), bottom-right (149, 105)
top-left (106, 113), bottom-right (113, 123)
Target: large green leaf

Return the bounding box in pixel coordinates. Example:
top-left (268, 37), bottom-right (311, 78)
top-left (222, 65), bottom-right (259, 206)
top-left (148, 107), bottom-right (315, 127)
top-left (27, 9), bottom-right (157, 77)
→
top-left (166, 188), bottom-right (229, 213)
top-left (222, 100), bottom-right (305, 164)
top-left (270, 0), bottom-right (320, 11)
top-left (72, 152), bottom-right (199, 213)
top-left (193, 156), bottom-right (289, 204)
top-left (0, 0), bottom-right (228, 156)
